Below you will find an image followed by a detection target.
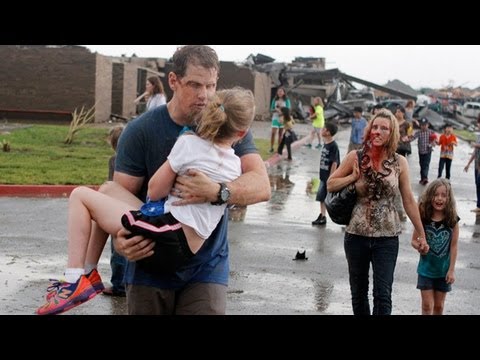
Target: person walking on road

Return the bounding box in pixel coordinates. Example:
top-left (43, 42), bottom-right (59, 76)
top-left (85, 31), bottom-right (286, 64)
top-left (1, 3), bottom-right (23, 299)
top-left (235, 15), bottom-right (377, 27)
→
top-left (414, 179), bottom-right (459, 315)
top-left (463, 116), bottom-right (480, 212)
top-left (327, 109), bottom-right (429, 315)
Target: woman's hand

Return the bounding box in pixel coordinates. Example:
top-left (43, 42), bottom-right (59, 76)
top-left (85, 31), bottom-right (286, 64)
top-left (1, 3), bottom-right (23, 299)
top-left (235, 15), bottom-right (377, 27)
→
top-left (351, 154), bottom-right (360, 182)
top-left (412, 236), bottom-right (429, 255)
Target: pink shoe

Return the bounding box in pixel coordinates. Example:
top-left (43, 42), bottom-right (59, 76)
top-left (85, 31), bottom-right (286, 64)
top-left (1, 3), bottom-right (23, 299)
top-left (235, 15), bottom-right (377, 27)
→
top-left (36, 275), bottom-right (97, 315)
top-left (86, 269), bottom-right (105, 294)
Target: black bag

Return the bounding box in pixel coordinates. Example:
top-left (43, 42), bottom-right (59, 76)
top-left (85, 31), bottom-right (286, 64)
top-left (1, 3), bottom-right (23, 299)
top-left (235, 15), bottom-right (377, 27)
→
top-left (325, 184), bottom-right (357, 225)
top-left (284, 130), bottom-right (298, 145)
top-left (324, 150), bottom-right (361, 225)
top-left (396, 141), bottom-right (411, 155)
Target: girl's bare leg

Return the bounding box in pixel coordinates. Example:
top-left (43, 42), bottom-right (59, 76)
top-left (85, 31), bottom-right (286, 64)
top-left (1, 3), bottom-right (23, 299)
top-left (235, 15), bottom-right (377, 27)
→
top-left (278, 128), bottom-right (284, 147)
top-left (316, 128), bottom-right (323, 145)
top-left (66, 186), bottom-right (141, 268)
top-left (420, 289), bottom-right (434, 315)
top-left (433, 291), bottom-right (447, 315)
top-left (270, 128), bottom-right (278, 150)
top-left (307, 129), bottom-right (315, 145)
top-left (84, 182), bottom-right (143, 266)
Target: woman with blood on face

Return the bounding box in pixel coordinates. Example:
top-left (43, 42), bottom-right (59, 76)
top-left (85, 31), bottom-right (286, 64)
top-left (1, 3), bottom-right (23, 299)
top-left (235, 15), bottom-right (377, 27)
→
top-left (327, 109), bottom-right (429, 315)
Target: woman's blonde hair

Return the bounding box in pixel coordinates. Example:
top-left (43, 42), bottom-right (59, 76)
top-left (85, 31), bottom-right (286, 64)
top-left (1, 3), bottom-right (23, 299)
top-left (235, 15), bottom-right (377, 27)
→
top-left (196, 87), bottom-right (255, 143)
top-left (418, 178), bottom-right (458, 228)
top-left (363, 109), bottom-right (400, 157)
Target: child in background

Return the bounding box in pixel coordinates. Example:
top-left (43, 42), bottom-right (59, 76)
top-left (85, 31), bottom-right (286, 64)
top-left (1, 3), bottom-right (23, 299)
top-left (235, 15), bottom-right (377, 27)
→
top-left (107, 126), bottom-right (123, 181)
top-left (464, 116), bottom-right (480, 213)
top-left (348, 106), bottom-right (367, 153)
top-left (304, 97), bottom-right (324, 149)
top-left (312, 122), bottom-right (340, 226)
top-left (437, 124), bottom-right (457, 180)
top-left (408, 117), bottom-right (437, 185)
top-left (412, 179), bottom-right (459, 315)
top-left (269, 87), bottom-right (291, 153)
top-left (277, 107), bottom-right (296, 160)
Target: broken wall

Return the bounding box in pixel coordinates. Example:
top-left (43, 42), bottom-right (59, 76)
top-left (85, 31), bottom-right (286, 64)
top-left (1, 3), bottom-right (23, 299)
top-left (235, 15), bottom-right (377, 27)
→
top-left (218, 62), bottom-right (270, 119)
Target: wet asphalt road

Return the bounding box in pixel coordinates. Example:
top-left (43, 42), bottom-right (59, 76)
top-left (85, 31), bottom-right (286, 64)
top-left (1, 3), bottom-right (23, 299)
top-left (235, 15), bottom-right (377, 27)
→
top-left (1, 121), bottom-right (480, 315)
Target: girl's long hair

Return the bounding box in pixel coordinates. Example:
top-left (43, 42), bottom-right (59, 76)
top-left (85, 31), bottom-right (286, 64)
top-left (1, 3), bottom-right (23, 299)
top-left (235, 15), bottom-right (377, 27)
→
top-left (418, 178), bottom-right (458, 228)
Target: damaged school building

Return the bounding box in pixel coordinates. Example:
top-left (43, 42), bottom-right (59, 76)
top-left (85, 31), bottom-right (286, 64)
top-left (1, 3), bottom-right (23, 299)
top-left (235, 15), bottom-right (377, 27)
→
top-left (0, 45), bottom-right (415, 123)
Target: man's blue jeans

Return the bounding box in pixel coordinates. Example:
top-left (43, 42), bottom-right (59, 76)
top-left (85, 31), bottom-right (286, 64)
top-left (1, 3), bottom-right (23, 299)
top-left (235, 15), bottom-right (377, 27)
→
top-left (344, 233), bottom-right (399, 315)
top-left (110, 237), bottom-right (126, 294)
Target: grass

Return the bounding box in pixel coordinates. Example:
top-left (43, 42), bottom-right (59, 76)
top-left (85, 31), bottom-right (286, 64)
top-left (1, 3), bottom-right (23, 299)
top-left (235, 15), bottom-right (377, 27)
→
top-left (454, 129), bottom-right (476, 143)
top-left (0, 125), bottom-right (113, 185)
top-left (255, 139), bottom-right (272, 160)
top-left (0, 125), bottom-right (273, 185)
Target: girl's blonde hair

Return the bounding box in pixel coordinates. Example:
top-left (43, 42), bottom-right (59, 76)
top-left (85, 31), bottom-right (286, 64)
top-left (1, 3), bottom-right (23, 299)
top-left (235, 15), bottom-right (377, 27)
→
top-left (418, 178), bottom-right (458, 228)
top-left (364, 109), bottom-right (400, 157)
top-left (196, 87), bottom-right (255, 143)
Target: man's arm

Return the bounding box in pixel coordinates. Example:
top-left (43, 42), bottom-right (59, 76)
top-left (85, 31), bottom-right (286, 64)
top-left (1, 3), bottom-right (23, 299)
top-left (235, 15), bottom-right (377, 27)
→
top-left (228, 153), bottom-right (271, 205)
top-left (113, 171), bottom-right (144, 196)
top-left (172, 153), bottom-right (271, 207)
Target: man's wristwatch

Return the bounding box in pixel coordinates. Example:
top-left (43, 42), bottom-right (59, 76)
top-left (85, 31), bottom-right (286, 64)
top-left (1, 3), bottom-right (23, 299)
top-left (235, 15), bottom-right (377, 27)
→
top-left (211, 183), bottom-right (231, 205)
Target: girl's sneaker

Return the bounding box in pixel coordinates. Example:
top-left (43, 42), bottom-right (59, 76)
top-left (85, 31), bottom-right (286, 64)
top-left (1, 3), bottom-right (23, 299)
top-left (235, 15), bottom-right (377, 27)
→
top-left (36, 275), bottom-right (97, 315)
top-left (86, 269), bottom-right (105, 294)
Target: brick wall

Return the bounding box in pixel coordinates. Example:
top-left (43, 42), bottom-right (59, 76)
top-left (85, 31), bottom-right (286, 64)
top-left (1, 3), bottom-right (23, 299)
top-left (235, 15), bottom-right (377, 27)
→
top-left (0, 45), bottom-right (96, 115)
top-left (94, 55), bottom-right (112, 123)
top-left (112, 63), bottom-right (144, 120)
top-left (0, 45), bottom-right (117, 123)
top-left (111, 63), bottom-right (124, 115)
top-left (122, 63), bottom-right (137, 118)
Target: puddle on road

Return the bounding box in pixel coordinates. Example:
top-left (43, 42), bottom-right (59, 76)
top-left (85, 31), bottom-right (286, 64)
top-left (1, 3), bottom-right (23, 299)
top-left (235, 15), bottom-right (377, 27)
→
top-left (227, 271), bottom-right (337, 314)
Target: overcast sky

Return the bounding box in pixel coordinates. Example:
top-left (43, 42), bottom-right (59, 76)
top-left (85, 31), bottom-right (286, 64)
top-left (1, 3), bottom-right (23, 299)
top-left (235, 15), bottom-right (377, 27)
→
top-left (82, 45), bottom-right (480, 90)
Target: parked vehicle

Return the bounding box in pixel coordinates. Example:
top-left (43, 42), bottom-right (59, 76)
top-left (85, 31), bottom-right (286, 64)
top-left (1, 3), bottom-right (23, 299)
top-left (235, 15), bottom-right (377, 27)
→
top-left (454, 101), bottom-right (480, 128)
top-left (457, 102), bottom-right (480, 118)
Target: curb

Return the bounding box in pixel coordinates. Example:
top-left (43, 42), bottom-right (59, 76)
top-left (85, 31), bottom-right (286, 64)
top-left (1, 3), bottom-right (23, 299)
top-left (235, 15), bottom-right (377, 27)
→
top-left (264, 135), bottom-right (311, 168)
top-left (0, 185), bottom-right (99, 198)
